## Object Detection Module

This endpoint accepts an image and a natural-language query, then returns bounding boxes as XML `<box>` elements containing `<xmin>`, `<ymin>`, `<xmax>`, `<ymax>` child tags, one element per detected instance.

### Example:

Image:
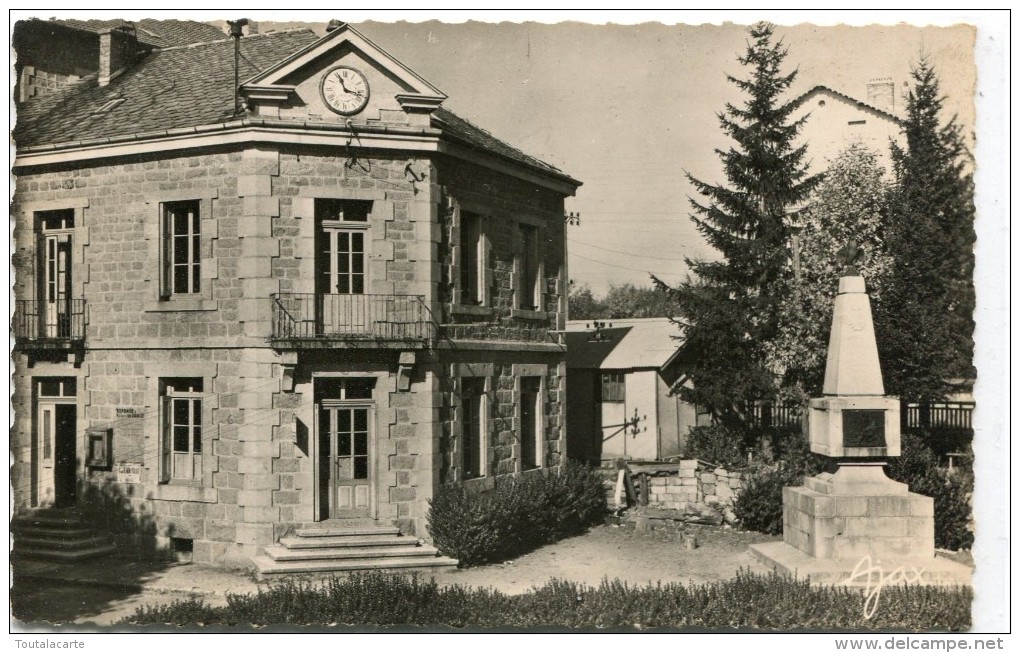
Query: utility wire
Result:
<box><xmin>571</xmin><ymin>238</ymin><xmax>690</xmax><ymax>261</ymax></box>
<box><xmin>570</xmin><ymin>251</ymin><xmax>685</xmax><ymax>275</ymax></box>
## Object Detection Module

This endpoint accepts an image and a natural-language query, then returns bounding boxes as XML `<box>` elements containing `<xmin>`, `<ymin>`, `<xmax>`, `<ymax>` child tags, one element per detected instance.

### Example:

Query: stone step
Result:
<box><xmin>278</xmin><ymin>534</ymin><xmax>409</xmax><ymax>549</ymax></box>
<box><xmin>294</xmin><ymin>526</ymin><xmax>401</xmax><ymax>538</ymax></box>
<box><xmin>265</xmin><ymin>544</ymin><xmax>441</xmax><ymax>562</ymax></box>
<box><xmin>13</xmin><ymin>543</ymin><xmax>118</xmax><ymax>562</ymax></box>
<box><xmin>13</xmin><ymin>514</ymin><xmax>86</xmax><ymax>528</ymax></box>
<box><xmin>15</xmin><ymin>535</ymin><xmax>113</xmax><ymax>550</ymax></box>
<box><xmin>252</xmin><ymin>554</ymin><xmax>459</xmax><ymax>576</ymax></box>
<box><xmin>13</xmin><ymin>526</ymin><xmax>94</xmax><ymax>539</ymax></box>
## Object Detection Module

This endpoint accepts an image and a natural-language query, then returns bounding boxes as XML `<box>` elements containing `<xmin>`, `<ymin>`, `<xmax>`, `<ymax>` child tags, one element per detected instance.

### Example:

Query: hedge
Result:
<box><xmin>118</xmin><ymin>569</ymin><xmax>971</xmax><ymax>630</ymax></box>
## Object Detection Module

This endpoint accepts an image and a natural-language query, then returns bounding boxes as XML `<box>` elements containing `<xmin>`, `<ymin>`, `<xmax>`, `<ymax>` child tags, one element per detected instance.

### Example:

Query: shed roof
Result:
<box><xmin>565</xmin><ymin>318</ymin><xmax>683</xmax><ymax>371</ymax></box>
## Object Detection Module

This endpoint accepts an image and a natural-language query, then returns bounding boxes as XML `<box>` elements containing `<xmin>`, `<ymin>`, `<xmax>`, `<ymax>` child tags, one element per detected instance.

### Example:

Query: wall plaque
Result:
<box><xmin>116</xmin><ymin>464</ymin><xmax>142</xmax><ymax>484</ymax></box>
<box><xmin>842</xmin><ymin>409</ymin><xmax>886</xmax><ymax>448</ymax></box>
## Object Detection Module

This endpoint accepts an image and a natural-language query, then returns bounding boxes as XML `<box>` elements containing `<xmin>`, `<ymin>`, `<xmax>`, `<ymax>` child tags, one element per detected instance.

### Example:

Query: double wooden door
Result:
<box><xmin>315</xmin><ymin>403</ymin><xmax>372</xmax><ymax>519</ymax></box>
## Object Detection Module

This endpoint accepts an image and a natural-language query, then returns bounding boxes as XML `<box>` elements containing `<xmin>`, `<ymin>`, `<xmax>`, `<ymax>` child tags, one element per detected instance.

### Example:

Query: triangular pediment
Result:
<box><xmin>240</xmin><ymin>23</ymin><xmax>446</xmax><ymax>121</ymax></box>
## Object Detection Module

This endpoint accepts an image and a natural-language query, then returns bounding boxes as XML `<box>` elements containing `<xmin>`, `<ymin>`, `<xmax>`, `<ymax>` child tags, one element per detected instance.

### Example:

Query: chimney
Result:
<box><xmin>98</xmin><ymin>24</ymin><xmax>138</xmax><ymax>87</ymax></box>
<box><xmin>247</xmin><ymin>21</ymin><xmax>259</xmax><ymax>35</ymax></box>
<box><xmin>866</xmin><ymin>77</ymin><xmax>895</xmax><ymax>114</ymax></box>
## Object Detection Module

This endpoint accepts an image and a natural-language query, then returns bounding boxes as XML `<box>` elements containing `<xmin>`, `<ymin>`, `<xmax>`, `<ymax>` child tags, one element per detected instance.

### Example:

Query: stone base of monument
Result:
<box><xmin>749</xmin><ymin>464</ymin><xmax>971</xmax><ymax>586</ymax></box>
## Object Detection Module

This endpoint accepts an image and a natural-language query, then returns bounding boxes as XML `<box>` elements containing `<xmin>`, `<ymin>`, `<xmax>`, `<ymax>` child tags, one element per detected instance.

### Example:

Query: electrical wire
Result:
<box><xmin>570</xmin><ymin>238</ymin><xmax>690</xmax><ymax>261</ymax></box>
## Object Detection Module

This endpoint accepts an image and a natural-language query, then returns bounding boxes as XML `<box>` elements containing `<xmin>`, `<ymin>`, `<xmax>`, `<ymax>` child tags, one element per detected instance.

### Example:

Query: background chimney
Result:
<box><xmin>98</xmin><ymin>24</ymin><xmax>138</xmax><ymax>87</ymax></box>
<box><xmin>866</xmin><ymin>77</ymin><xmax>895</xmax><ymax>114</ymax></box>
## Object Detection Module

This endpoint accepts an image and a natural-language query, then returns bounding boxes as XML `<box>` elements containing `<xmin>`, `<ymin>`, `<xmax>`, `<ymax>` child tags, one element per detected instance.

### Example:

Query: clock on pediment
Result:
<box><xmin>320</xmin><ymin>66</ymin><xmax>370</xmax><ymax>116</ymax></box>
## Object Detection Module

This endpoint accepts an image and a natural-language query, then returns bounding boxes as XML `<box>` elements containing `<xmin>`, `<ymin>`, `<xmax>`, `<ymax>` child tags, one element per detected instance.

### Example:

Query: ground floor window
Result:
<box><xmin>161</xmin><ymin>378</ymin><xmax>203</xmax><ymax>482</ymax></box>
<box><xmin>520</xmin><ymin>376</ymin><xmax>542</xmax><ymax>470</ymax></box>
<box><xmin>462</xmin><ymin>377</ymin><xmax>487</xmax><ymax>479</ymax></box>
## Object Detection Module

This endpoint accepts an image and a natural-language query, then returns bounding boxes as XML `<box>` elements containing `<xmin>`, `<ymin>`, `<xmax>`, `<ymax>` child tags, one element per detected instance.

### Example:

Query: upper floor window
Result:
<box><xmin>316</xmin><ymin>199</ymin><xmax>372</xmax><ymax>297</ymax></box>
<box><xmin>161</xmin><ymin>200</ymin><xmax>201</xmax><ymax>298</ymax></box>
<box><xmin>518</xmin><ymin>224</ymin><xmax>540</xmax><ymax>311</ymax></box>
<box><xmin>459</xmin><ymin>212</ymin><xmax>483</xmax><ymax>305</ymax></box>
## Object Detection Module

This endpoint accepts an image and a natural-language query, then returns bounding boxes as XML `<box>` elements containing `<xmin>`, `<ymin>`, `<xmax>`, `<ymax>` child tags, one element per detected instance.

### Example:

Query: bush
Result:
<box><xmin>888</xmin><ymin>433</ymin><xmax>974</xmax><ymax>551</ymax></box>
<box><xmin>426</xmin><ymin>461</ymin><xmax>607</xmax><ymax>566</ymax></box>
<box><xmin>684</xmin><ymin>424</ymin><xmax>748</xmax><ymax>468</ymax></box>
<box><xmin>732</xmin><ymin>463</ymin><xmax>799</xmax><ymax>535</ymax></box>
<box><xmin>118</xmin><ymin>569</ymin><xmax>972</xmax><ymax>630</ymax></box>
<box><xmin>733</xmin><ymin>435</ymin><xmax>829</xmax><ymax>535</ymax></box>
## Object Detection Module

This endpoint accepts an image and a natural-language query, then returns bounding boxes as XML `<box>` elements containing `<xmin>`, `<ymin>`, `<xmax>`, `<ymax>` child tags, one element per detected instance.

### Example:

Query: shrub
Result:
<box><xmin>888</xmin><ymin>433</ymin><xmax>974</xmax><ymax>551</ymax></box>
<box><xmin>119</xmin><ymin>569</ymin><xmax>972</xmax><ymax>630</ymax></box>
<box><xmin>426</xmin><ymin>461</ymin><xmax>606</xmax><ymax>566</ymax></box>
<box><xmin>733</xmin><ymin>436</ymin><xmax>828</xmax><ymax>535</ymax></box>
<box><xmin>732</xmin><ymin>463</ymin><xmax>799</xmax><ymax>535</ymax></box>
<box><xmin>684</xmin><ymin>424</ymin><xmax>747</xmax><ymax>468</ymax></box>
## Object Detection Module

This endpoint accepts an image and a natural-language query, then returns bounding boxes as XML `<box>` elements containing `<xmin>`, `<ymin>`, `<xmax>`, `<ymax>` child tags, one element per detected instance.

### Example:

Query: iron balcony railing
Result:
<box><xmin>14</xmin><ymin>299</ymin><xmax>86</xmax><ymax>344</ymax></box>
<box><xmin>271</xmin><ymin>293</ymin><xmax>434</xmax><ymax>342</ymax></box>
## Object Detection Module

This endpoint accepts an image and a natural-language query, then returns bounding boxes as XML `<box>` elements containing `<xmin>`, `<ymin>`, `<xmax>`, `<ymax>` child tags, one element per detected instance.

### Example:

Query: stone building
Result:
<box><xmin>12</xmin><ymin>20</ymin><xmax>580</xmax><ymax>569</ymax></box>
<box><xmin>790</xmin><ymin>81</ymin><xmax>904</xmax><ymax>175</ymax></box>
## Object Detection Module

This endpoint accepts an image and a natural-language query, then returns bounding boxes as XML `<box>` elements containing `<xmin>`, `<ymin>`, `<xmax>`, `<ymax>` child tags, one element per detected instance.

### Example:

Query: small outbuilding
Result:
<box><xmin>564</xmin><ymin>318</ymin><xmax>700</xmax><ymax>463</ymax></box>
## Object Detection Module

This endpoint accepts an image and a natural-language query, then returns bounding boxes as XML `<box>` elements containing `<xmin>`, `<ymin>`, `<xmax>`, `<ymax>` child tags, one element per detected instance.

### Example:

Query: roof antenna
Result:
<box><xmin>227</xmin><ymin>18</ymin><xmax>249</xmax><ymax>116</ymax></box>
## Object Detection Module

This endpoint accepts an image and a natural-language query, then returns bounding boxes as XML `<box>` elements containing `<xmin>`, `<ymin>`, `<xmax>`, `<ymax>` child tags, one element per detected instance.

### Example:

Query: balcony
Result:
<box><xmin>270</xmin><ymin>293</ymin><xmax>434</xmax><ymax>349</ymax></box>
<box><xmin>14</xmin><ymin>299</ymin><xmax>86</xmax><ymax>349</ymax></box>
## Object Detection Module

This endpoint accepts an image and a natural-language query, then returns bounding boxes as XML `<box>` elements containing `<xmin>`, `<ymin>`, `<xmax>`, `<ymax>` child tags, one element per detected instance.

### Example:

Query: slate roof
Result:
<box><xmin>791</xmin><ymin>85</ymin><xmax>903</xmax><ymax>124</ymax></box>
<box><xmin>14</xmin><ymin>30</ymin><xmax>322</xmax><ymax>148</ymax></box>
<box><xmin>431</xmin><ymin>106</ymin><xmax>565</xmax><ymax>176</ymax></box>
<box><xmin>565</xmin><ymin>318</ymin><xmax>684</xmax><ymax>370</ymax></box>
<box><xmin>49</xmin><ymin>18</ymin><xmax>228</xmax><ymax>50</ymax></box>
<box><xmin>13</xmin><ymin>27</ymin><xmax>578</xmax><ymax>186</ymax></box>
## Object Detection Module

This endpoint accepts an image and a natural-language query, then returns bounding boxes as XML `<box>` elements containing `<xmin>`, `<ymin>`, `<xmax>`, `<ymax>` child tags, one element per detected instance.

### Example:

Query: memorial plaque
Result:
<box><xmin>841</xmin><ymin>409</ymin><xmax>886</xmax><ymax>448</ymax></box>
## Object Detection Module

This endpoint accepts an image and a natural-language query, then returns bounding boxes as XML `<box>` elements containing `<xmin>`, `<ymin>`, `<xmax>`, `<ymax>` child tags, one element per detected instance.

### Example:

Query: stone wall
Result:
<box><xmin>437</xmin><ymin>353</ymin><xmax>567</xmax><ymax>484</ymax></box>
<box><xmin>436</xmin><ymin>157</ymin><xmax>566</xmax><ymax>334</ymax></box>
<box><xmin>617</xmin><ymin>461</ymin><xmax>748</xmax><ymax>525</ymax></box>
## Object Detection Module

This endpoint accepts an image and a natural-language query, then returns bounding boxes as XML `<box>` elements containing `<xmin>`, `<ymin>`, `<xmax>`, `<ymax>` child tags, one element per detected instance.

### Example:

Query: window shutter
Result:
<box><xmin>160</xmin><ymin>395</ymin><xmax>172</xmax><ymax>482</ymax></box>
<box><xmin>312</xmin><ymin>403</ymin><xmax>321</xmax><ymax>520</ymax></box>
<box><xmin>159</xmin><ymin>205</ymin><xmax>171</xmax><ymax>299</ymax></box>
<box><xmin>537</xmin><ymin>250</ymin><xmax>546</xmax><ymax>313</ymax></box>
<box><xmin>481</xmin><ymin>230</ymin><xmax>493</xmax><ymax>306</ymax></box>
<box><xmin>452</xmin><ymin>243</ymin><xmax>463</xmax><ymax>305</ymax></box>
<box><xmin>512</xmin><ymin>229</ymin><xmax>523</xmax><ymax>307</ymax></box>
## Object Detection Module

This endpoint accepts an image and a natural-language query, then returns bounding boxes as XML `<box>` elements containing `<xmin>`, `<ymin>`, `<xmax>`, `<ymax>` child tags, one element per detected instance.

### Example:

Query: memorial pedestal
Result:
<box><xmin>749</xmin><ymin>276</ymin><xmax>970</xmax><ymax>586</ymax></box>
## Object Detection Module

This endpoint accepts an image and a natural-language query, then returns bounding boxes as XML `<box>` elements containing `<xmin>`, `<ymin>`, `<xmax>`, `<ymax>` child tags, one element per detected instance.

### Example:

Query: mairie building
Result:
<box><xmin>12</xmin><ymin>19</ymin><xmax>580</xmax><ymax>571</ymax></box>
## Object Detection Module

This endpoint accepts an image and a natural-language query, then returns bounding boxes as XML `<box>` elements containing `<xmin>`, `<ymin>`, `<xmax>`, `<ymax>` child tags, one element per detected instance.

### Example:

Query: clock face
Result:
<box><xmin>321</xmin><ymin>66</ymin><xmax>370</xmax><ymax>116</ymax></box>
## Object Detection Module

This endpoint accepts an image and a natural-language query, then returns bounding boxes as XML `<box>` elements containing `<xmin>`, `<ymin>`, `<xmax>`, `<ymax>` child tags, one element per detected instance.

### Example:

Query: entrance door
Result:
<box><xmin>34</xmin><ymin>378</ymin><xmax>78</xmax><ymax>508</ymax></box>
<box><xmin>316</xmin><ymin>403</ymin><xmax>372</xmax><ymax>518</ymax></box>
<box><xmin>37</xmin><ymin>211</ymin><xmax>74</xmax><ymax>338</ymax></box>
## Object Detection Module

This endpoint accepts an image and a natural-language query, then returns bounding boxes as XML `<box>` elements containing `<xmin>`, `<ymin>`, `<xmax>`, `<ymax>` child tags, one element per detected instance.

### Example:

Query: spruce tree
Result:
<box><xmin>875</xmin><ymin>58</ymin><xmax>976</xmax><ymax>402</ymax></box>
<box><xmin>657</xmin><ymin>22</ymin><xmax>820</xmax><ymax>429</ymax></box>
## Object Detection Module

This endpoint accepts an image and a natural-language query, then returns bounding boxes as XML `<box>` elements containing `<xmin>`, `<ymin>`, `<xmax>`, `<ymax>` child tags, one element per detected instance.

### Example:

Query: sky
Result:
<box><xmin>228</xmin><ymin>12</ymin><xmax>980</xmax><ymax>295</ymax></box>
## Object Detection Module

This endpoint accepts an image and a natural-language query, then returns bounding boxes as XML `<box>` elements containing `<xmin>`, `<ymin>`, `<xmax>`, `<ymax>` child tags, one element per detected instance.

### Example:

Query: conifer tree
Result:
<box><xmin>657</xmin><ymin>22</ymin><xmax>820</xmax><ymax>428</ymax></box>
<box><xmin>875</xmin><ymin>58</ymin><xmax>976</xmax><ymax>402</ymax></box>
